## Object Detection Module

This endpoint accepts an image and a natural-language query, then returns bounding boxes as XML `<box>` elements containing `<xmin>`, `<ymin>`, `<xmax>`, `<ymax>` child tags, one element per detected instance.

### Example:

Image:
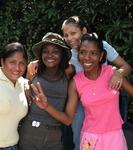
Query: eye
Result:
<box><xmin>20</xmin><ymin>62</ymin><xmax>26</xmax><ymax>67</ymax></box>
<box><xmin>79</xmin><ymin>50</ymin><xmax>86</xmax><ymax>56</ymax></box>
<box><xmin>42</xmin><ymin>49</ymin><xmax>48</xmax><ymax>54</ymax></box>
<box><xmin>90</xmin><ymin>51</ymin><xmax>98</xmax><ymax>56</ymax></box>
<box><xmin>71</xmin><ymin>32</ymin><xmax>76</xmax><ymax>36</ymax></box>
<box><xmin>9</xmin><ymin>61</ymin><xmax>16</xmax><ymax>64</ymax></box>
<box><xmin>52</xmin><ymin>50</ymin><xmax>60</xmax><ymax>55</ymax></box>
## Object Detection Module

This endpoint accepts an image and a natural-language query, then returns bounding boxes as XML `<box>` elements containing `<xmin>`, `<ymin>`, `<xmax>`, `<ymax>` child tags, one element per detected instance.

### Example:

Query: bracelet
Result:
<box><xmin>117</xmin><ymin>68</ymin><xmax>124</xmax><ymax>74</ymax></box>
<box><xmin>116</xmin><ymin>69</ymin><xmax>125</xmax><ymax>77</ymax></box>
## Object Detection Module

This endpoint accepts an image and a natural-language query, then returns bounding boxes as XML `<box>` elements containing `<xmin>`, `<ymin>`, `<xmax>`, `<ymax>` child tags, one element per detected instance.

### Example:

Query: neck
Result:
<box><xmin>84</xmin><ymin>65</ymin><xmax>101</xmax><ymax>80</ymax></box>
<box><xmin>43</xmin><ymin>68</ymin><xmax>62</xmax><ymax>80</ymax></box>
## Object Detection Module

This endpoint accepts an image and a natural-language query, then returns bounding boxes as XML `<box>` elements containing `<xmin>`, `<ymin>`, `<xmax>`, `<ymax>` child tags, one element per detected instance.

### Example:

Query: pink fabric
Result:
<box><xmin>74</xmin><ymin>65</ymin><xmax>123</xmax><ymax>133</ymax></box>
<box><xmin>80</xmin><ymin>129</ymin><xmax>127</xmax><ymax>150</ymax></box>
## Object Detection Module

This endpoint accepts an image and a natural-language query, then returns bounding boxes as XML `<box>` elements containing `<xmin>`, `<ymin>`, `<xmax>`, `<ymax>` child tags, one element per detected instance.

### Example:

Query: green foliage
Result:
<box><xmin>0</xmin><ymin>0</ymin><xmax>133</xmax><ymax>67</ymax></box>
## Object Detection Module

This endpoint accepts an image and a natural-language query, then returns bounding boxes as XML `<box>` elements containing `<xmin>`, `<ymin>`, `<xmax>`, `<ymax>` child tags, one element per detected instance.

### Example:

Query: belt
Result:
<box><xmin>31</xmin><ymin>120</ymin><xmax>60</xmax><ymax>130</ymax></box>
<box><xmin>43</xmin><ymin>124</ymin><xmax>60</xmax><ymax>130</ymax></box>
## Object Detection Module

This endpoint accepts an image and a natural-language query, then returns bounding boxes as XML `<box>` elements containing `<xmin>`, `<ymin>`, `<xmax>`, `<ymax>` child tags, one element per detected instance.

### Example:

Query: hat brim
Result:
<box><xmin>32</xmin><ymin>39</ymin><xmax>70</xmax><ymax>59</ymax></box>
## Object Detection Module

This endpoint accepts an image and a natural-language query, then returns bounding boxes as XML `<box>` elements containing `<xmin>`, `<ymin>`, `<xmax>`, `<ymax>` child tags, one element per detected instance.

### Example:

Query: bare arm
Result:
<box><xmin>111</xmin><ymin>55</ymin><xmax>132</xmax><ymax>76</ymax></box>
<box><xmin>109</xmin><ymin>56</ymin><xmax>132</xmax><ymax>90</ymax></box>
<box><xmin>31</xmin><ymin>80</ymin><xmax>78</xmax><ymax>126</ymax></box>
<box><xmin>65</xmin><ymin>64</ymin><xmax>75</xmax><ymax>80</ymax></box>
<box><xmin>122</xmin><ymin>78</ymin><xmax>133</xmax><ymax>96</ymax></box>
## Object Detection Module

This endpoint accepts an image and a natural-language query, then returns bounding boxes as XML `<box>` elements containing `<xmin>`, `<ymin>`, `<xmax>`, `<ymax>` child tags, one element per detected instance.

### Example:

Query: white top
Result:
<box><xmin>0</xmin><ymin>68</ymin><xmax>28</xmax><ymax>147</ymax></box>
<box><xmin>70</xmin><ymin>41</ymin><xmax>119</xmax><ymax>73</ymax></box>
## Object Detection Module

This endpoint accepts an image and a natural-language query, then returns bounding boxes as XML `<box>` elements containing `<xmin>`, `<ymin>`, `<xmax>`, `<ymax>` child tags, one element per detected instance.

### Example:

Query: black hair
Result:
<box><xmin>62</xmin><ymin>16</ymin><xmax>92</xmax><ymax>33</ymax></box>
<box><xmin>80</xmin><ymin>33</ymin><xmax>107</xmax><ymax>64</ymax></box>
<box><xmin>37</xmin><ymin>43</ymin><xmax>71</xmax><ymax>75</ymax></box>
<box><xmin>1</xmin><ymin>42</ymin><xmax>28</xmax><ymax>62</ymax></box>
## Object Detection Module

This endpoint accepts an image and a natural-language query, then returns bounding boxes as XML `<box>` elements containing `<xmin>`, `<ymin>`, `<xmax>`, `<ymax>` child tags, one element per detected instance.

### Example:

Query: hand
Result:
<box><xmin>109</xmin><ymin>69</ymin><xmax>123</xmax><ymax>90</ymax></box>
<box><xmin>31</xmin><ymin>82</ymin><xmax>48</xmax><ymax>109</ymax></box>
<box><xmin>26</xmin><ymin>60</ymin><xmax>38</xmax><ymax>79</ymax></box>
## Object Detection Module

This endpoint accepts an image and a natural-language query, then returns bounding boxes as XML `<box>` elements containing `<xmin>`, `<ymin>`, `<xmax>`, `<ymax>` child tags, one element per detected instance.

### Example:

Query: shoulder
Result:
<box><xmin>74</xmin><ymin>72</ymin><xmax>84</xmax><ymax>80</ymax></box>
<box><xmin>18</xmin><ymin>77</ymin><xmax>29</xmax><ymax>84</ymax></box>
<box><xmin>102</xmin><ymin>64</ymin><xmax>114</xmax><ymax>76</ymax></box>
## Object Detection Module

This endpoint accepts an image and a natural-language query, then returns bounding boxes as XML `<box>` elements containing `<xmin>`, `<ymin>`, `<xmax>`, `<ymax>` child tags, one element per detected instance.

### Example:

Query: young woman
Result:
<box><xmin>27</xmin><ymin>16</ymin><xmax>132</xmax><ymax>150</ymax></box>
<box><xmin>0</xmin><ymin>42</ymin><xmax>28</xmax><ymax>150</ymax></box>
<box><xmin>19</xmin><ymin>32</ymin><xmax>71</xmax><ymax>150</ymax></box>
<box><xmin>30</xmin><ymin>33</ymin><xmax>133</xmax><ymax>150</ymax></box>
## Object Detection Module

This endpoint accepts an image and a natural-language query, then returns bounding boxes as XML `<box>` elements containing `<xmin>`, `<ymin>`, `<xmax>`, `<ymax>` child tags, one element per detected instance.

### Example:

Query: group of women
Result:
<box><xmin>0</xmin><ymin>16</ymin><xmax>133</xmax><ymax>150</ymax></box>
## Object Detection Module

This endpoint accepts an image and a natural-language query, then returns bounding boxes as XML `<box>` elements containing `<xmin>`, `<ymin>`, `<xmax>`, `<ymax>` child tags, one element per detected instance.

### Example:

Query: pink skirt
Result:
<box><xmin>80</xmin><ymin>129</ymin><xmax>127</xmax><ymax>150</ymax></box>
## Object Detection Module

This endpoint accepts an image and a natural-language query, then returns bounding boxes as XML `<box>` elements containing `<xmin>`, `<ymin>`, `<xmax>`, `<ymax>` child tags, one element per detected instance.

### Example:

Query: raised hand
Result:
<box><xmin>31</xmin><ymin>82</ymin><xmax>48</xmax><ymax>109</ymax></box>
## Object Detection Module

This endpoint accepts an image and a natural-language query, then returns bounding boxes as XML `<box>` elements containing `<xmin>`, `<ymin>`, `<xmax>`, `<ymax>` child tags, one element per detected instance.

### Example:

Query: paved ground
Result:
<box><xmin>123</xmin><ymin>123</ymin><xmax>133</xmax><ymax>150</ymax></box>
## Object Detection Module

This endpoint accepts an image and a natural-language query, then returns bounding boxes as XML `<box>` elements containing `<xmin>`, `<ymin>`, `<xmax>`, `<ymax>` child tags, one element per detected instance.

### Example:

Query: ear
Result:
<box><xmin>82</xmin><ymin>27</ymin><xmax>87</xmax><ymax>34</ymax></box>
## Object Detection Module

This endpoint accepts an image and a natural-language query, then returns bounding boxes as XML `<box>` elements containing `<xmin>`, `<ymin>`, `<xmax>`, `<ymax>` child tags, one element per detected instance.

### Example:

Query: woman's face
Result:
<box><xmin>63</xmin><ymin>23</ymin><xmax>84</xmax><ymax>49</ymax></box>
<box><xmin>79</xmin><ymin>40</ymin><xmax>103</xmax><ymax>73</ymax></box>
<box><xmin>42</xmin><ymin>44</ymin><xmax>62</xmax><ymax>69</ymax></box>
<box><xmin>1</xmin><ymin>52</ymin><xmax>27</xmax><ymax>84</ymax></box>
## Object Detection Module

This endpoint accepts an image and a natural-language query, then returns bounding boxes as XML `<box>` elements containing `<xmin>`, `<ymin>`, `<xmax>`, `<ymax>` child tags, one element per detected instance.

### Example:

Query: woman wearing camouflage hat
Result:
<box><xmin>19</xmin><ymin>32</ymin><xmax>71</xmax><ymax>150</ymax></box>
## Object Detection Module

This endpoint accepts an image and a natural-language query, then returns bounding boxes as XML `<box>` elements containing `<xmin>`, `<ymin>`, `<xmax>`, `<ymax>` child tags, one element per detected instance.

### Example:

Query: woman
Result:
<box><xmin>0</xmin><ymin>42</ymin><xmax>28</xmax><ymax>150</ymax></box>
<box><xmin>30</xmin><ymin>33</ymin><xmax>133</xmax><ymax>150</ymax></box>
<box><xmin>19</xmin><ymin>32</ymin><xmax>71</xmax><ymax>150</ymax></box>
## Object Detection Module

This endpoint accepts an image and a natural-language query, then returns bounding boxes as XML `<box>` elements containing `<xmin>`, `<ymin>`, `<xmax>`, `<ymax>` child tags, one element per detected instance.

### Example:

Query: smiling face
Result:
<box><xmin>1</xmin><ymin>51</ymin><xmax>27</xmax><ymax>84</ymax></box>
<box><xmin>63</xmin><ymin>23</ymin><xmax>85</xmax><ymax>49</ymax></box>
<box><xmin>79</xmin><ymin>40</ymin><xmax>104</xmax><ymax>73</ymax></box>
<box><xmin>42</xmin><ymin>44</ymin><xmax>62</xmax><ymax>69</ymax></box>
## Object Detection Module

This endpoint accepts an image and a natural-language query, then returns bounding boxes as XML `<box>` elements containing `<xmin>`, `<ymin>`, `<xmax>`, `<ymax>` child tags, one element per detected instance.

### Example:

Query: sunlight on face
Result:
<box><xmin>2</xmin><ymin>52</ymin><xmax>27</xmax><ymax>84</ymax></box>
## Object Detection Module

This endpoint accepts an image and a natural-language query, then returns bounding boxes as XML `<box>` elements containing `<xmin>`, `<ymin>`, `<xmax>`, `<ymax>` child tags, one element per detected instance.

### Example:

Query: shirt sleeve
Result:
<box><xmin>102</xmin><ymin>41</ymin><xmax>119</xmax><ymax>62</ymax></box>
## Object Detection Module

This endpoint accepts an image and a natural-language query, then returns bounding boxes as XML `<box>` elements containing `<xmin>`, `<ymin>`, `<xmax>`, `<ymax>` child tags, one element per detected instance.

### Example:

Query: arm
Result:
<box><xmin>109</xmin><ymin>56</ymin><xmax>132</xmax><ymax>89</ymax></box>
<box><xmin>26</xmin><ymin>60</ymin><xmax>75</xmax><ymax>80</ymax></box>
<box><xmin>31</xmin><ymin>80</ymin><xmax>78</xmax><ymax>125</ymax></box>
<box><xmin>111</xmin><ymin>55</ymin><xmax>132</xmax><ymax>77</ymax></box>
<box><xmin>26</xmin><ymin>60</ymin><xmax>39</xmax><ymax>80</ymax></box>
<box><xmin>122</xmin><ymin>78</ymin><xmax>133</xmax><ymax>96</ymax></box>
<box><xmin>103</xmin><ymin>41</ymin><xmax>132</xmax><ymax>89</ymax></box>
<box><xmin>65</xmin><ymin>64</ymin><xmax>75</xmax><ymax>80</ymax></box>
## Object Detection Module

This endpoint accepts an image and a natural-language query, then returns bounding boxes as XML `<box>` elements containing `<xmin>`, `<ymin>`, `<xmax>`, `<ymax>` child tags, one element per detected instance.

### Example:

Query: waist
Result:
<box><xmin>0</xmin><ymin>144</ymin><xmax>17</xmax><ymax>149</ymax></box>
<box><xmin>25</xmin><ymin>119</ymin><xmax>61</xmax><ymax>130</ymax></box>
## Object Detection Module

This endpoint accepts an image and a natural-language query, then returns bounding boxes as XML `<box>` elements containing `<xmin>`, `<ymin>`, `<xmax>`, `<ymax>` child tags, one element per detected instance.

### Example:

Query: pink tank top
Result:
<box><xmin>74</xmin><ymin>65</ymin><xmax>123</xmax><ymax>133</ymax></box>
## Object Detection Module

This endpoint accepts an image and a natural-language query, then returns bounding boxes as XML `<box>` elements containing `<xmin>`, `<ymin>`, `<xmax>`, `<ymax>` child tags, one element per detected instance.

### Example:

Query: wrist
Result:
<box><xmin>117</xmin><ymin>68</ymin><xmax>124</xmax><ymax>76</ymax></box>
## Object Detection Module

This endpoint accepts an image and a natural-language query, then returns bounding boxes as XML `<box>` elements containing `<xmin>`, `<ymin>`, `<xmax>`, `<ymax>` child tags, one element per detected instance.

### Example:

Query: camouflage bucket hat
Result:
<box><xmin>32</xmin><ymin>32</ymin><xmax>71</xmax><ymax>59</ymax></box>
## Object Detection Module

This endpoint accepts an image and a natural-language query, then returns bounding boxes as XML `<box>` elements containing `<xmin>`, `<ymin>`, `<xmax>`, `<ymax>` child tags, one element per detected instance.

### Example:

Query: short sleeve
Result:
<box><xmin>102</xmin><ymin>41</ymin><xmax>119</xmax><ymax>62</ymax></box>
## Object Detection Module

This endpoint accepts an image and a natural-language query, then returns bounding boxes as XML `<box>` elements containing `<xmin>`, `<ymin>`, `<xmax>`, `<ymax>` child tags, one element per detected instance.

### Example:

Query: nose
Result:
<box><xmin>84</xmin><ymin>53</ymin><xmax>91</xmax><ymax>60</ymax></box>
<box><xmin>47</xmin><ymin>52</ymin><xmax>53</xmax><ymax>57</ymax></box>
<box><xmin>15</xmin><ymin>64</ymin><xmax>20</xmax><ymax>70</ymax></box>
<box><xmin>66</xmin><ymin>35</ymin><xmax>72</xmax><ymax>42</ymax></box>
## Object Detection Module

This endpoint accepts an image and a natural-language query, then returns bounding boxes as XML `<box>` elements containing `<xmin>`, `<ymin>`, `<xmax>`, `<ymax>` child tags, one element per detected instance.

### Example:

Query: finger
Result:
<box><xmin>116</xmin><ymin>79</ymin><xmax>123</xmax><ymax>90</ymax></box>
<box><xmin>109</xmin><ymin>80</ymin><xmax>118</xmax><ymax>90</ymax></box>
<box><xmin>36</xmin><ymin>82</ymin><xmax>44</xmax><ymax>94</ymax></box>
<box><xmin>112</xmin><ymin>80</ymin><xmax>121</xmax><ymax>90</ymax></box>
<box><xmin>31</xmin><ymin>83</ymin><xmax>40</xmax><ymax>95</ymax></box>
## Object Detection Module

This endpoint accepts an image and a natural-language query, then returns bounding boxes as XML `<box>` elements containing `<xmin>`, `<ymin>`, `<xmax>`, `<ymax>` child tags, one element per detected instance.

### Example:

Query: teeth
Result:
<box><xmin>47</xmin><ymin>60</ymin><xmax>54</xmax><ymax>62</ymax></box>
<box><xmin>84</xmin><ymin>63</ymin><xmax>92</xmax><ymax>66</ymax></box>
